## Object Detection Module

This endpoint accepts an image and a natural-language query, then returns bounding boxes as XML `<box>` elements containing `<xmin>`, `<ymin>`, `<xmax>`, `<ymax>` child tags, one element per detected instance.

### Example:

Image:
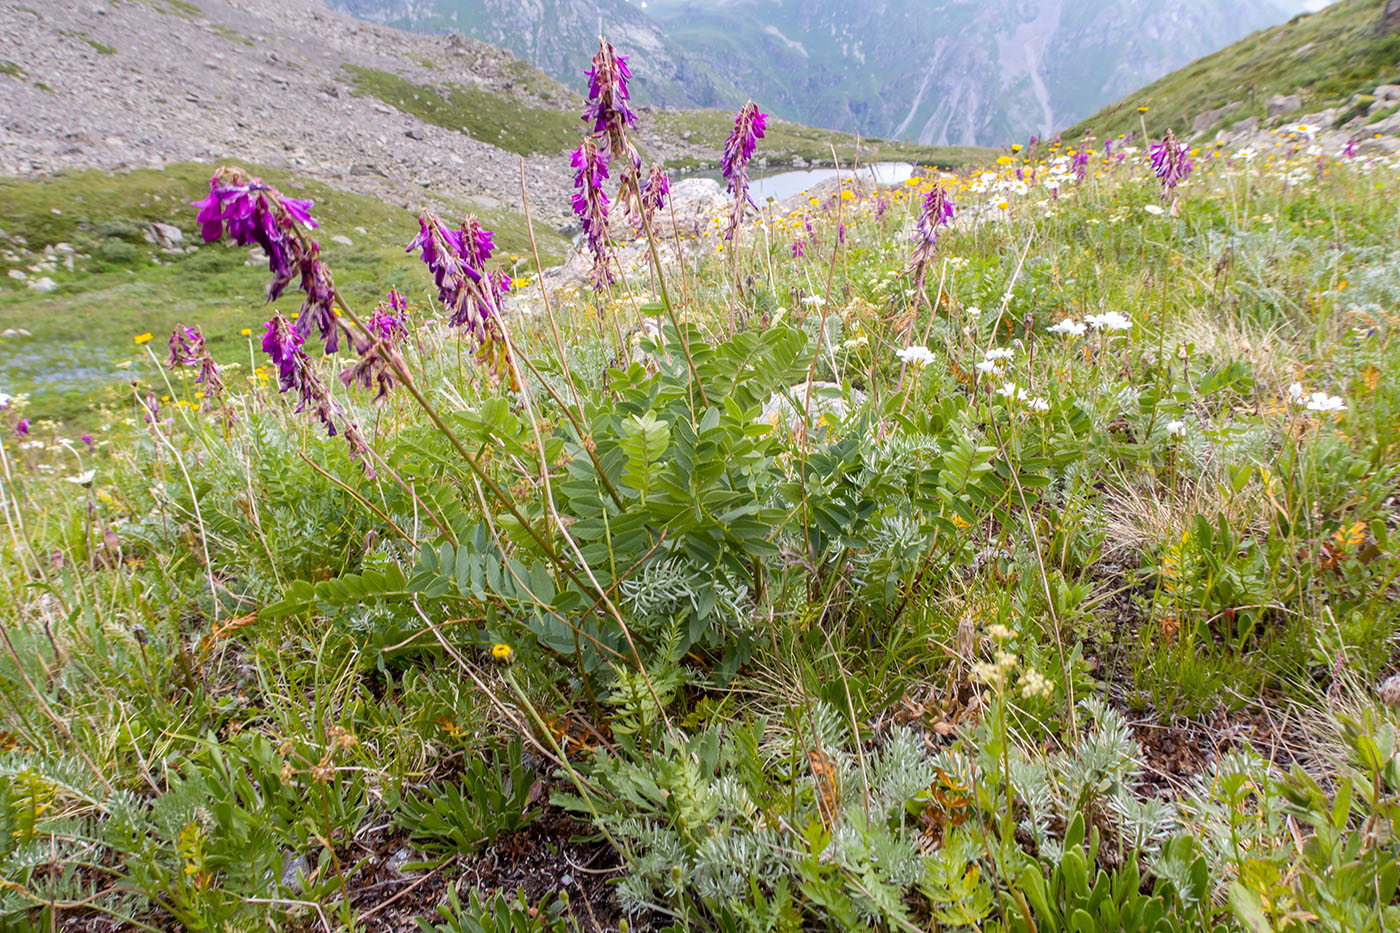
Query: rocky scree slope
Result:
<box><xmin>0</xmin><ymin>0</ymin><xmax>597</xmax><ymax>228</ymax></box>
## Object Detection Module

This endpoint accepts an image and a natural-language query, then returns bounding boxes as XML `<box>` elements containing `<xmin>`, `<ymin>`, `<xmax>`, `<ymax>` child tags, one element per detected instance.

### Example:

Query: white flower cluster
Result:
<box><xmin>896</xmin><ymin>344</ymin><xmax>935</xmax><ymax>367</ymax></box>
<box><xmin>1085</xmin><ymin>311</ymin><xmax>1132</xmax><ymax>332</ymax></box>
<box><xmin>1047</xmin><ymin>318</ymin><xmax>1087</xmax><ymax>337</ymax></box>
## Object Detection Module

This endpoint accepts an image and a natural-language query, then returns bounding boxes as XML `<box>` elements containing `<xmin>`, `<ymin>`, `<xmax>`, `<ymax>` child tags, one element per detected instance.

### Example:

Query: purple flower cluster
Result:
<box><xmin>406</xmin><ymin>213</ymin><xmax>513</xmax><ymax>379</ymax></box>
<box><xmin>584</xmin><ymin>39</ymin><xmax>639</xmax><ymax>170</ymax></box>
<box><xmin>1149</xmin><ymin>129</ymin><xmax>1194</xmax><ymax>196</ymax></box>
<box><xmin>367</xmin><ymin>288</ymin><xmax>409</xmax><ymax>345</ymax></box>
<box><xmin>192</xmin><ymin>167</ymin><xmax>341</xmax><ymax>353</ymax></box>
<box><xmin>165</xmin><ymin>324</ymin><xmax>225</xmax><ymax>398</ymax></box>
<box><xmin>1071</xmin><ymin>149</ymin><xmax>1090</xmax><ymax>181</ymax></box>
<box><xmin>639</xmin><ymin>164</ymin><xmax>671</xmax><ymax>227</ymax></box>
<box><xmin>571</xmin><ymin>137</ymin><xmax>614</xmax><ymax>291</ymax></box>
<box><xmin>261</xmin><ymin>312</ymin><xmax>376</xmax><ymax>473</ymax></box>
<box><xmin>907</xmin><ymin>182</ymin><xmax>954</xmax><ymax>296</ymax></box>
<box><xmin>721</xmin><ymin>101</ymin><xmax>768</xmax><ymax>240</ymax></box>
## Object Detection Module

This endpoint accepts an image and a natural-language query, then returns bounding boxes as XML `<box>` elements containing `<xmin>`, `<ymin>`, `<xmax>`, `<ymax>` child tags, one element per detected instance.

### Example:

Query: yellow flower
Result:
<box><xmin>1137</xmin><ymin>105</ymin><xmax>1149</xmax><ymax>112</ymax></box>
<box><xmin>134</xmin><ymin>333</ymin><xmax>153</xmax><ymax>345</ymax></box>
<box><xmin>839</xmin><ymin>189</ymin><xmax>854</xmax><ymax>202</ymax></box>
<box><xmin>491</xmin><ymin>643</ymin><xmax>513</xmax><ymax>662</ymax></box>
<box><xmin>996</xmin><ymin>155</ymin><xmax>1013</xmax><ymax>166</ymax></box>
<box><xmin>240</xmin><ymin>328</ymin><xmax>252</xmax><ymax>336</ymax></box>
<box><xmin>1011</xmin><ymin>144</ymin><xmax>1022</xmax><ymax>153</ymax></box>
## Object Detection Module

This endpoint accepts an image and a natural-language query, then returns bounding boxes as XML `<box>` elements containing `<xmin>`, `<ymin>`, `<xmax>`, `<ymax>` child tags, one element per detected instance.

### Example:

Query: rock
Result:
<box><xmin>330</xmin><ymin>234</ymin><xmax>354</xmax><ymax>246</ymax></box>
<box><xmin>1368</xmin><ymin>112</ymin><xmax>1400</xmax><ymax>136</ymax></box>
<box><xmin>1381</xmin><ymin>674</ymin><xmax>1400</xmax><ymax>709</ymax></box>
<box><xmin>1374</xmin><ymin>84</ymin><xmax>1400</xmax><ymax>102</ymax></box>
<box><xmin>349</xmin><ymin>163</ymin><xmax>386</xmax><ymax>177</ymax></box>
<box><xmin>1358</xmin><ymin>135</ymin><xmax>1400</xmax><ymax>155</ymax></box>
<box><xmin>1191</xmin><ymin>101</ymin><xmax>1241</xmax><ymax>135</ymax></box>
<box><xmin>1267</xmin><ymin>94</ymin><xmax>1302</xmax><ymax>119</ymax></box>
<box><xmin>143</xmin><ymin>222</ymin><xmax>184</xmax><ymax>248</ymax></box>
<box><xmin>6</xmin><ymin>269</ymin><xmax>26</xmax><ymax>281</ymax></box>
<box><xmin>279</xmin><ymin>853</ymin><xmax>309</xmax><ymax>892</ymax></box>
<box><xmin>29</xmin><ymin>277</ymin><xmax>57</xmax><ymax>292</ymax></box>
<box><xmin>760</xmin><ymin>381</ymin><xmax>867</xmax><ymax>438</ymax></box>
<box><xmin>405</xmin><ymin>129</ymin><xmax>423</xmax><ymax>140</ymax></box>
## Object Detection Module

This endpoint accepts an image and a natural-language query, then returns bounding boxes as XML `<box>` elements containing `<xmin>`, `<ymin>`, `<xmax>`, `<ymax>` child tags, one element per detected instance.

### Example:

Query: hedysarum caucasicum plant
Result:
<box><xmin>406</xmin><ymin>212</ymin><xmax>515</xmax><ymax>383</ymax></box>
<box><xmin>165</xmin><ymin>324</ymin><xmax>225</xmax><ymax>401</ymax></box>
<box><xmin>192</xmin><ymin>166</ymin><xmax>340</xmax><ymax>353</ymax></box>
<box><xmin>1149</xmin><ymin>129</ymin><xmax>1194</xmax><ymax>198</ymax></box>
<box><xmin>906</xmin><ymin>182</ymin><xmax>954</xmax><ymax>299</ymax></box>
<box><xmin>584</xmin><ymin>38</ymin><xmax>640</xmax><ymax>173</ymax></box>
<box><xmin>570</xmin><ymin>137</ymin><xmax>614</xmax><ymax>291</ymax></box>
<box><xmin>721</xmin><ymin>101</ymin><xmax>767</xmax><ymax>240</ymax></box>
<box><xmin>261</xmin><ymin>311</ymin><xmax>375</xmax><ymax>474</ymax></box>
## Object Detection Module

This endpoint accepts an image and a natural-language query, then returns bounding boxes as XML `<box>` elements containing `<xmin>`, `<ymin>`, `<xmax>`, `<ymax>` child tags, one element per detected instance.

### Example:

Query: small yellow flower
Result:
<box><xmin>839</xmin><ymin>189</ymin><xmax>854</xmax><ymax>202</ymax></box>
<box><xmin>996</xmin><ymin>155</ymin><xmax>1013</xmax><ymax>166</ymax></box>
<box><xmin>1010</xmin><ymin>144</ymin><xmax>1022</xmax><ymax>153</ymax></box>
<box><xmin>491</xmin><ymin>643</ymin><xmax>513</xmax><ymax>662</ymax></box>
<box><xmin>134</xmin><ymin>333</ymin><xmax>153</xmax><ymax>345</ymax></box>
<box><xmin>240</xmin><ymin>328</ymin><xmax>252</xmax><ymax>336</ymax></box>
<box><xmin>1137</xmin><ymin>105</ymin><xmax>1149</xmax><ymax>113</ymax></box>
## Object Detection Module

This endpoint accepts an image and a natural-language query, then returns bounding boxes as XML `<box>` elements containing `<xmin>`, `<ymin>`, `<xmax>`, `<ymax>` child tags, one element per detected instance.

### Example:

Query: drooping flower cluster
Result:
<box><xmin>261</xmin><ymin>312</ymin><xmax>375</xmax><ymax>473</ymax></box>
<box><xmin>367</xmin><ymin>288</ymin><xmax>409</xmax><ymax>345</ymax></box>
<box><xmin>583</xmin><ymin>39</ymin><xmax>639</xmax><ymax>171</ymax></box>
<box><xmin>721</xmin><ymin>101</ymin><xmax>768</xmax><ymax>240</ymax></box>
<box><xmin>406</xmin><ymin>213</ymin><xmax>514</xmax><ymax>381</ymax></box>
<box><xmin>165</xmin><ymin>324</ymin><xmax>225</xmax><ymax>398</ymax></box>
<box><xmin>342</xmin><ymin>288</ymin><xmax>411</xmax><ymax>406</ymax></box>
<box><xmin>1149</xmin><ymin>129</ymin><xmax>1194</xmax><ymax>197</ymax></box>
<box><xmin>192</xmin><ymin>167</ymin><xmax>340</xmax><ymax>353</ymax></box>
<box><xmin>571</xmin><ymin>138</ymin><xmax>614</xmax><ymax>290</ymax></box>
<box><xmin>906</xmin><ymin>181</ymin><xmax>954</xmax><ymax>296</ymax></box>
<box><xmin>638</xmin><ymin>164</ymin><xmax>671</xmax><ymax>228</ymax></box>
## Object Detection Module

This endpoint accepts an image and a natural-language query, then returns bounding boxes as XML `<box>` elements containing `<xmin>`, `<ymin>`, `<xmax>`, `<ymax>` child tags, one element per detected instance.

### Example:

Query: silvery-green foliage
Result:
<box><xmin>620</xmin><ymin>558</ymin><xmax>749</xmax><ymax>632</ymax></box>
<box><xmin>871</xmin><ymin>727</ymin><xmax>938</xmax><ymax>816</ymax></box>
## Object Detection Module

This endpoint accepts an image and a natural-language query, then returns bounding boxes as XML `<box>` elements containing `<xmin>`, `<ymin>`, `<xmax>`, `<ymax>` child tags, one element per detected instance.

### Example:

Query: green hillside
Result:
<box><xmin>1066</xmin><ymin>0</ymin><xmax>1400</xmax><ymax>140</ymax></box>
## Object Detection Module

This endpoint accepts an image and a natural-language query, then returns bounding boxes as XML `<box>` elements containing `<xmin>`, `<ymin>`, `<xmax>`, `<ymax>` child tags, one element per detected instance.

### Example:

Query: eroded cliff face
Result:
<box><xmin>329</xmin><ymin>0</ymin><xmax>1299</xmax><ymax>146</ymax></box>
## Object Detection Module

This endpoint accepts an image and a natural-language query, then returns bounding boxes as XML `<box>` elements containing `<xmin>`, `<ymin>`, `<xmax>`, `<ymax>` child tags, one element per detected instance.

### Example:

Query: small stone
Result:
<box><xmin>1380</xmin><ymin>674</ymin><xmax>1400</xmax><ymax>708</ymax></box>
<box><xmin>29</xmin><ymin>276</ymin><xmax>57</xmax><ymax>293</ymax></box>
<box><xmin>405</xmin><ymin>129</ymin><xmax>423</xmax><ymax>140</ymax></box>
<box><xmin>1267</xmin><ymin>94</ymin><xmax>1302</xmax><ymax>119</ymax></box>
<box><xmin>330</xmin><ymin>235</ymin><xmax>353</xmax><ymax>246</ymax></box>
<box><xmin>7</xmin><ymin>269</ymin><xmax>26</xmax><ymax>281</ymax></box>
<box><xmin>1374</xmin><ymin>85</ymin><xmax>1400</xmax><ymax>102</ymax></box>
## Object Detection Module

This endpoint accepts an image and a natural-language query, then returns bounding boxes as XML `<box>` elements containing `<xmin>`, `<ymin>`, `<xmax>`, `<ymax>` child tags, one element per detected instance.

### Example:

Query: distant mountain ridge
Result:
<box><xmin>326</xmin><ymin>0</ymin><xmax>1312</xmax><ymax>145</ymax></box>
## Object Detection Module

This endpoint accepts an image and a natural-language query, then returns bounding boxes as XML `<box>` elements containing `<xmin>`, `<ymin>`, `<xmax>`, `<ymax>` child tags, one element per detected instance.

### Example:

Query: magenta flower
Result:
<box><xmin>192</xmin><ymin>167</ymin><xmax>341</xmax><ymax>354</ymax></box>
<box><xmin>80</xmin><ymin>433</ymin><xmax>94</xmax><ymax>450</ymax></box>
<box><xmin>907</xmin><ymin>182</ymin><xmax>954</xmax><ymax>297</ymax></box>
<box><xmin>584</xmin><ymin>39</ymin><xmax>639</xmax><ymax>170</ymax></box>
<box><xmin>1343</xmin><ymin>138</ymin><xmax>1358</xmax><ymax>159</ymax></box>
<box><xmin>368</xmin><ymin>289</ymin><xmax>409</xmax><ymax>344</ymax></box>
<box><xmin>165</xmin><ymin>324</ymin><xmax>224</xmax><ymax>398</ymax></box>
<box><xmin>1071</xmin><ymin>149</ymin><xmax>1089</xmax><ymax>180</ymax></box>
<box><xmin>406</xmin><ymin>212</ymin><xmax>513</xmax><ymax>381</ymax></box>
<box><xmin>721</xmin><ymin>101</ymin><xmax>767</xmax><ymax>240</ymax></box>
<box><xmin>790</xmin><ymin>239</ymin><xmax>805</xmax><ymax>258</ymax></box>
<box><xmin>639</xmin><ymin>164</ymin><xmax>670</xmax><ymax>227</ymax></box>
<box><xmin>15</xmin><ymin>418</ymin><xmax>29</xmax><ymax>438</ymax></box>
<box><xmin>1149</xmin><ymin>129</ymin><xmax>1193</xmax><ymax>196</ymax></box>
<box><xmin>571</xmin><ymin>137</ymin><xmax>614</xmax><ymax>290</ymax></box>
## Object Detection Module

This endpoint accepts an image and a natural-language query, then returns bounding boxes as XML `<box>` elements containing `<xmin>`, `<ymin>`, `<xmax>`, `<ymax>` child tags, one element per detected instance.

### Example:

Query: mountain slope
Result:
<box><xmin>328</xmin><ymin>0</ymin><xmax>1305</xmax><ymax>146</ymax></box>
<box><xmin>1065</xmin><ymin>0</ymin><xmax>1400</xmax><ymax>141</ymax></box>
<box><xmin>324</xmin><ymin>0</ymin><xmax>736</xmax><ymax>108</ymax></box>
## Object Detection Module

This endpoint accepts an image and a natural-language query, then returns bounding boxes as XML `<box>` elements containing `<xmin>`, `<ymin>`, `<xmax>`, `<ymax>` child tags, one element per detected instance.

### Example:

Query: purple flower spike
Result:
<box><xmin>571</xmin><ymin>137</ymin><xmax>613</xmax><ymax>290</ymax></box>
<box><xmin>16</xmin><ymin>418</ymin><xmax>29</xmax><ymax>438</ymax></box>
<box><xmin>166</xmin><ymin>324</ymin><xmax>224</xmax><ymax>400</ymax></box>
<box><xmin>906</xmin><ymin>182</ymin><xmax>954</xmax><ymax>297</ymax></box>
<box><xmin>1149</xmin><ymin>129</ymin><xmax>1194</xmax><ymax>196</ymax></box>
<box><xmin>191</xmin><ymin>167</ymin><xmax>342</xmax><ymax>354</ymax></box>
<box><xmin>721</xmin><ymin>101</ymin><xmax>767</xmax><ymax>240</ymax></box>
<box><xmin>639</xmin><ymin>165</ymin><xmax>670</xmax><ymax>226</ymax></box>
<box><xmin>405</xmin><ymin>212</ymin><xmax>513</xmax><ymax>383</ymax></box>
<box><xmin>1071</xmin><ymin>149</ymin><xmax>1089</xmax><ymax>181</ymax></box>
<box><xmin>584</xmin><ymin>39</ymin><xmax>639</xmax><ymax>169</ymax></box>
